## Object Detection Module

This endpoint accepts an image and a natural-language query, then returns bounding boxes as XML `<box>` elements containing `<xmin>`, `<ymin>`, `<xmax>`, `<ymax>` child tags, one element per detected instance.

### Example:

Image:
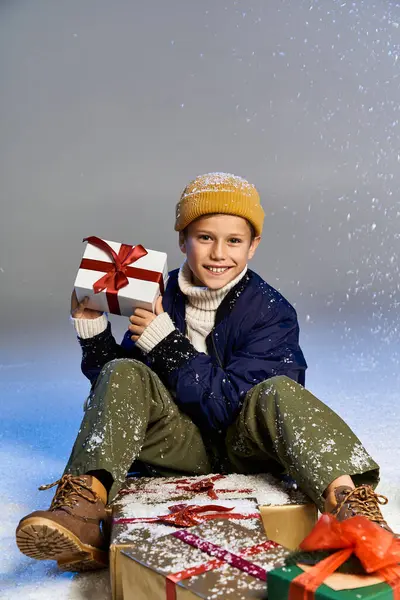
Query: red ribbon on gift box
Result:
<box><xmin>118</xmin><ymin>473</ymin><xmax>253</xmax><ymax>500</ymax></box>
<box><xmin>172</xmin><ymin>474</ymin><xmax>226</xmax><ymax>500</ymax></box>
<box><xmin>113</xmin><ymin>503</ymin><xmax>261</xmax><ymax>527</ymax></box>
<box><xmin>288</xmin><ymin>513</ymin><xmax>400</xmax><ymax>600</ymax></box>
<box><xmin>80</xmin><ymin>236</ymin><xmax>165</xmax><ymax>315</ymax></box>
<box><xmin>165</xmin><ymin>532</ymin><xmax>279</xmax><ymax>600</ymax></box>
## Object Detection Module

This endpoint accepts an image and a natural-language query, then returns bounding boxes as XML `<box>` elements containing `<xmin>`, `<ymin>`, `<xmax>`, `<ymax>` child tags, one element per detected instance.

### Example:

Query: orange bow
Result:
<box><xmin>289</xmin><ymin>514</ymin><xmax>400</xmax><ymax>600</ymax></box>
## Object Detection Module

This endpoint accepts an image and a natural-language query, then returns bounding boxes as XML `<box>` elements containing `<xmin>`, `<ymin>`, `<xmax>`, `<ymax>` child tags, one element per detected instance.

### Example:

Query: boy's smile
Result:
<box><xmin>179</xmin><ymin>214</ymin><xmax>261</xmax><ymax>290</ymax></box>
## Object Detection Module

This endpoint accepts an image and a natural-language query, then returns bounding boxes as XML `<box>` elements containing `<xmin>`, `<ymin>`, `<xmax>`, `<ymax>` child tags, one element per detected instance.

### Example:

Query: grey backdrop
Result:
<box><xmin>2</xmin><ymin>6</ymin><xmax>400</xmax><ymax>592</ymax></box>
<box><xmin>1</xmin><ymin>0</ymin><xmax>399</xmax><ymax>383</ymax></box>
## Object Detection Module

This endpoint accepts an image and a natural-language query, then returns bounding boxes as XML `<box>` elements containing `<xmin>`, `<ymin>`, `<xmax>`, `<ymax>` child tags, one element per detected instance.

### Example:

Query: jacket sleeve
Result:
<box><xmin>79</xmin><ymin>323</ymin><xmax>144</xmax><ymax>385</ymax></box>
<box><xmin>146</xmin><ymin>304</ymin><xmax>307</xmax><ymax>432</ymax></box>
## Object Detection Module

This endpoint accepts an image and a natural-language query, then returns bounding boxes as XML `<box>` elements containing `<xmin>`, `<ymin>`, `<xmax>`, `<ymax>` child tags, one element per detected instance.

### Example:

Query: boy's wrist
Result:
<box><xmin>71</xmin><ymin>313</ymin><xmax>108</xmax><ymax>339</ymax></box>
<box><xmin>148</xmin><ymin>329</ymin><xmax>198</xmax><ymax>379</ymax></box>
<box><xmin>135</xmin><ymin>312</ymin><xmax>176</xmax><ymax>353</ymax></box>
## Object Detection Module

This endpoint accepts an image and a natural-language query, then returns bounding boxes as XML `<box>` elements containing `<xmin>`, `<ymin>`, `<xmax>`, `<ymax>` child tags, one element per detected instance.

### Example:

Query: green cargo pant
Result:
<box><xmin>65</xmin><ymin>359</ymin><xmax>379</xmax><ymax>510</ymax></box>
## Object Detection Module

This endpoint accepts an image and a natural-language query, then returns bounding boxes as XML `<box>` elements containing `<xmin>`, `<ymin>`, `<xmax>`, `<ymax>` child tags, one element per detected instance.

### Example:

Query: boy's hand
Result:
<box><xmin>71</xmin><ymin>290</ymin><xmax>103</xmax><ymax>319</ymax></box>
<box><xmin>129</xmin><ymin>297</ymin><xmax>164</xmax><ymax>342</ymax></box>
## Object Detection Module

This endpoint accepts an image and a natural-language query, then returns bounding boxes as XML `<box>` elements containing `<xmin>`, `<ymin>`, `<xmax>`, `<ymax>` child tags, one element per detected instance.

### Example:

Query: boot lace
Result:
<box><xmin>337</xmin><ymin>485</ymin><xmax>389</xmax><ymax>525</ymax></box>
<box><xmin>39</xmin><ymin>474</ymin><xmax>100</xmax><ymax>510</ymax></box>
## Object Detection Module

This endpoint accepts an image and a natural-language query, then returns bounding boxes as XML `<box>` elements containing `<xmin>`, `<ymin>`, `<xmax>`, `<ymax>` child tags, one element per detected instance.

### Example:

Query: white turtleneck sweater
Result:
<box><xmin>72</xmin><ymin>261</ymin><xmax>247</xmax><ymax>354</ymax></box>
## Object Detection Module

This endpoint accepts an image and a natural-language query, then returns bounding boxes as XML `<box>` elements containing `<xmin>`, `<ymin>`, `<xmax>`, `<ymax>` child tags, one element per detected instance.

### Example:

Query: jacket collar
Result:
<box><xmin>168</xmin><ymin>269</ymin><xmax>253</xmax><ymax>332</ymax></box>
<box><xmin>214</xmin><ymin>270</ymin><xmax>252</xmax><ymax>327</ymax></box>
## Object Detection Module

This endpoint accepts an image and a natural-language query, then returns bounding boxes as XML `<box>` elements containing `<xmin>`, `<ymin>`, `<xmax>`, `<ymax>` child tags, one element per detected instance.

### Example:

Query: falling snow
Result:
<box><xmin>3</xmin><ymin>0</ymin><xmax>400</xmax><ymax>598</ymax></box>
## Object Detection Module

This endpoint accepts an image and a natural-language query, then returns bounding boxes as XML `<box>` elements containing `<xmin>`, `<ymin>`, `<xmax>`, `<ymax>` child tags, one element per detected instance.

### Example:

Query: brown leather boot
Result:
<box><xmin>15</xmin><ymin>474</ymin><xmax>110</xmax><ymax>571</ymax></box>
<box><xmin>324</xmin><ymin>484</ymin><xmax>393</xmax><ymax>533</ymax></box>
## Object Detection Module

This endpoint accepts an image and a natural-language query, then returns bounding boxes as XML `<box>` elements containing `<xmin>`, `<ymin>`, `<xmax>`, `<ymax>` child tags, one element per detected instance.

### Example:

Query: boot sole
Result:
<box><xmin>16</xmin><ymin>517</ymin><xmax>108</xmax><ymax>572</ymax></box>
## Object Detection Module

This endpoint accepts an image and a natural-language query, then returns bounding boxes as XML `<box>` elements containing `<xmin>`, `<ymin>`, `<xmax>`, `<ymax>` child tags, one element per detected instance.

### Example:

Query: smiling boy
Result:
<box><xmin>16</xmin><ymin>173</ymin><xmax>391</xmax><ymax>571</ymax></box>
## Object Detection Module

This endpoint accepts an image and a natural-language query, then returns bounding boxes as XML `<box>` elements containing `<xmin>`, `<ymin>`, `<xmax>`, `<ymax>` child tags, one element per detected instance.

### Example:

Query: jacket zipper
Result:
<box><xmin>211</xmin><ymin>329</ymin><xmax>223</xmax><ymax>369</ymax></box>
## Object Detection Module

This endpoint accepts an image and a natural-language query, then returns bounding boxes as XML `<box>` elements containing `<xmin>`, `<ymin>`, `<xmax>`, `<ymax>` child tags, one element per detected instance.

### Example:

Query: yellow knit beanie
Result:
<box><xmin>175</xmin><ymin>172</ymin><xmax>265</xmax><ymax>237</ymax></box>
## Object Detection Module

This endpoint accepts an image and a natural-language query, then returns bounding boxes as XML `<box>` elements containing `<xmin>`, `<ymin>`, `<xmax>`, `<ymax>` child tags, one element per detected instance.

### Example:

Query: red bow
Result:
<box><xmin>113</xmin><ymin>502</ymin><xmax>260</xmax><ymax>528</ymax></box>
<box><xmin>80</xmin><ymin>236</ymin><xmax>165</xmax><ymax>315</ymax></box>
<box><xmin>288</xmin><ymin>514</ymin><xmax>400</xmax><ymax>599</ymax></box>
<box><xmin>83</xmin><ymin>236</ymin><xmax>148</xmax><ymax>294</ymax></box>
<box><xmin>173</xmin><ymin>475</ymin><xmax>225</xmax><ymax>500</ymax></box>
<box><xmin>156</xmin><ymin>503</ymin><xmax>234</xmax><ymax>527</ymax></box>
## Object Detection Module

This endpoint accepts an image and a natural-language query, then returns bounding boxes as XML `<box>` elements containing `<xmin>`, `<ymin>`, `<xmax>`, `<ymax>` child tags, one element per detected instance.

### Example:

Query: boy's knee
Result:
<box><xmin>256</xmin><ymin>375</ymin><xmax>292</xmax><ymax>393</ymax></box>
<box><xmin>100</xmin><ymin>358</ymin><xmax>146</xmax><ymax>379</ymax></box>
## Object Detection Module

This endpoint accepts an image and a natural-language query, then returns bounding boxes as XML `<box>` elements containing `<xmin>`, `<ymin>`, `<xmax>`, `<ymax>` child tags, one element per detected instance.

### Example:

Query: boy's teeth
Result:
<box><xmin>206</xmin><ymin>267</ymin><xmax>229</xmax><ymax>273</ymax></box>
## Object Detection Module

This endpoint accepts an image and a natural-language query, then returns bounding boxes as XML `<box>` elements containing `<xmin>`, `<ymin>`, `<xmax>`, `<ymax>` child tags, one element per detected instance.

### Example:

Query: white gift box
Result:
<box><xmin>74</xmin><ymin>237</ymin><xmax>168</xmax><ymax>317</ymax></box>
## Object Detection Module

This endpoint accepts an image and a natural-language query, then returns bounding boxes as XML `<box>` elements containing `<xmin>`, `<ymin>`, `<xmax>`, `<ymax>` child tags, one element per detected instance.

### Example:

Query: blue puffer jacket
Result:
<box><xmin>79</xmin><ymin>269</ymin><xmax>307</xmax><ymax>434</ymax></box>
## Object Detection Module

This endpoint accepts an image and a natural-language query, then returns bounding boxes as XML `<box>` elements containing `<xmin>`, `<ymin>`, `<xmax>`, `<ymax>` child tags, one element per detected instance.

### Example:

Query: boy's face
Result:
<box><xmin>179</xmin><ymin>214</ymin><xmax>261</xmax><ymax>289</ymax></box>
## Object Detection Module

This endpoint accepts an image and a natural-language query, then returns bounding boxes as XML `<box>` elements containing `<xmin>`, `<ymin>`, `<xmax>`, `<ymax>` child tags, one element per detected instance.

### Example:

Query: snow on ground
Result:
<box><xmin>0</xmin><ymin>347</ymin><xmax>112</xmax><ymax>600</ymax></box>
<box><xmin>1</xmin><ymin>327</ymin><xmax>400</xmax><ymax>599</ymax></box>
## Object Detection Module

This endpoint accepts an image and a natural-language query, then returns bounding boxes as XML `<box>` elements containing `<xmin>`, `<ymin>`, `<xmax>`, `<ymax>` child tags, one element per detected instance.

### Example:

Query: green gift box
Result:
<box><xmin>266</xmin><ymin>512</ymin><xmax>400</xmax><ymax>600</ymax></box>
<box><xmin>268</xmin><ymin>562</ymin><xmax>393</xmax><ymax>599</ymax></box>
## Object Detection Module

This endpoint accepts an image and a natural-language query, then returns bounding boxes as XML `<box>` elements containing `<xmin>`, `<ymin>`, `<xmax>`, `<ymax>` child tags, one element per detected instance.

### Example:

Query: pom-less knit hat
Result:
<box><xmin>174</xmin><ymin>172</ymin><xmax>265</xmax><ymax>237</ymax></box>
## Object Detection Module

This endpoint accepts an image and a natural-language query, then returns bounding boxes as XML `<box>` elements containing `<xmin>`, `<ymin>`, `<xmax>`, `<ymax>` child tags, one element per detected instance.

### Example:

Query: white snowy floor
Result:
<box><xmin>1</xmin><ymin>326</ymin><xmax>400</xmax><ymax>599</ymax></box>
